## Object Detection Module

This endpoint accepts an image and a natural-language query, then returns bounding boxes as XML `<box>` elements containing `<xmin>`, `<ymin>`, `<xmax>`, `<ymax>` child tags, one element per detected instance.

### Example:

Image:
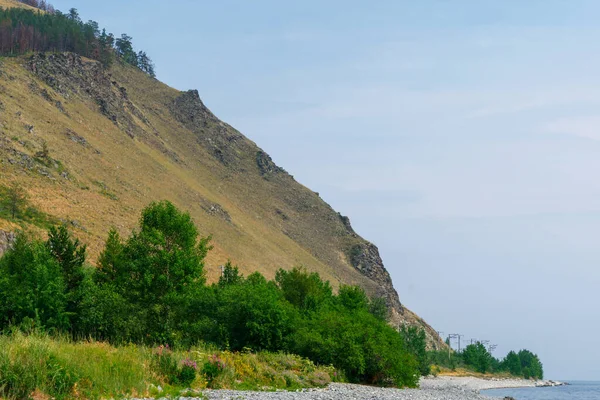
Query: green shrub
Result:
<box><xmin>178</xmin><ymin>359</ymin><xmax>197</xmax><ymax>387</ymax></box>
<box><xmin>203</xmin><ymin>355</ymin><xmax>226</xmax><ymax>386</ymax></box>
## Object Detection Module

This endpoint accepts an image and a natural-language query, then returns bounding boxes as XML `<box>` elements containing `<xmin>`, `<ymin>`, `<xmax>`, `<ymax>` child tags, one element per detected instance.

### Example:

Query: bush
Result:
<box><xmin>178</xmin><ymin>359</ymin><xmax>197</xmax><ymax>387</ymax></box>
<box><xmin>202</xmin><ymin>355</ymin><xmax>226</xmax><ymax>386</ymax></box>
<box><xmin>291</xmin><ymin>307</ymin><xmax>418</xmax><ymax>387</ymax></box>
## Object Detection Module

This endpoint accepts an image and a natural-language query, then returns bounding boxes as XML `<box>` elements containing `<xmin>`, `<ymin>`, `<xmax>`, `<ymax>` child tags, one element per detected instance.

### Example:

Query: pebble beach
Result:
<box><xmin>186</xmin><ymin>376</ymin><xmax>557</xmax><ymax>400</ymax></box>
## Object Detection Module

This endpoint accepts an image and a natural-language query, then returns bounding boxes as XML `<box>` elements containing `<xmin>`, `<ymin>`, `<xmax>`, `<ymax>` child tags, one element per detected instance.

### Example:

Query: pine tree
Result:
<box><xmin>67</xmin><ymin>8</ymin><xmax>80</xmax><ymax>23</ymax></box>
<box><xmin>115</xmin><ymin>33</ymin><xmax>137</xmax><ymax>66</ymax></box>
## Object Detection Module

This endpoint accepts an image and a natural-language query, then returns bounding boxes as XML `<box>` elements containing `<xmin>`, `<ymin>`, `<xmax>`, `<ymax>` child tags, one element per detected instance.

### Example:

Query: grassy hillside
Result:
<box><xmin>0</xmin><ymin>0</ymin><xmax>36</xmax><ymax>9</ymax></box>
<box><xmin>0</xmin><ymin>49</ymin><xmax>444</xmax><ymax>348</ymax></box>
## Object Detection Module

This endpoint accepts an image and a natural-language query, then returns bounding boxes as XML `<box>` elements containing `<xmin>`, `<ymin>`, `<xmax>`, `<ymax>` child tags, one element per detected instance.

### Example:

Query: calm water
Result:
<box><xmin>483</xmin><ymin>381</ymin><xmax>600</xmax><ymax>400</ymax></box>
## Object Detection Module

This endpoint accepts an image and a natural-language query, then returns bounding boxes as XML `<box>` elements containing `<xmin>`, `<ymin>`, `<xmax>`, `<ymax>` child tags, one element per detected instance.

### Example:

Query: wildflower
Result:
<box><xmin>181</xmin><ymin>358</ymin><xmax>198</xmax><ymax>370</ymax></box>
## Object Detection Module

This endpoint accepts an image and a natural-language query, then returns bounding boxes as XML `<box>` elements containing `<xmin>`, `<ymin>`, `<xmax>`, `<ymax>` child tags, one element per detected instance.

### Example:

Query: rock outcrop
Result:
<box><xmin>349</xmin><ymin>242</ymin><xmax>405</xmax><ymax>315</ymax></box>
<box><xmin>27</xmin><ymin>53</ymin><xmax>149</xmax><ymax>138</ymax></box>
<box><xmin>256</xmin><ymin>151</ymin><xmax>285</xmax><ymax>177</ymax></box>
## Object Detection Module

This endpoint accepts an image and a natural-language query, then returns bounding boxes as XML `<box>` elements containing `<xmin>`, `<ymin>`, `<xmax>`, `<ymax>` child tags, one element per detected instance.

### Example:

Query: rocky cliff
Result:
<box><xmin>0</xmin><ymin>52</ymin><xmax>445</xmax><ymax>348</ymax></box>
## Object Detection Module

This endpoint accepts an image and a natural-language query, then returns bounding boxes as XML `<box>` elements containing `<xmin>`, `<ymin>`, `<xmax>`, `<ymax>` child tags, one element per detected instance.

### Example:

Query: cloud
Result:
<box><xmin>544</xmin><ymin>116</ymin><xmax>600</xmax><ymax>141</ymax></box>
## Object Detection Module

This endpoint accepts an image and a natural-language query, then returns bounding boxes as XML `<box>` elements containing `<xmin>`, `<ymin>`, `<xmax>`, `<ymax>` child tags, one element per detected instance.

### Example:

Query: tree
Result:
<box><xmin>275</xmin><ymin>267</ymin><xmax>332</xmax><ymax>312</ymax></box>
<box><xmin>218</xmin><ymin>260</ymin><xmax>243</xmax><ymax>286</ymax></box>
<box><xmin>501</xmin><ymin>351</ymin><xmax>522</xmax><ymax>376</ymax></box>
<box><xmin>95</xmin><ymin>228</ymin><xmax>122</xmax><ymax>285</ymax></box>
<box><xmin>462</xmin><ymin>342</ymin><xmax>493</xmax><ymax>373</ymax></box>
<box><xmin>338</xmin><ymin>285</ymin><xmax>369</xmax><ymax>311</ymax></box>
<box><xmin>67</xmin><ymin>8</ymin><xmax>80</xmax><ymax>23</ymax></box>
<box><xmin>115</xmin><ymin>33</ymin><xmax>137</xmax><ymax>66</ymax></box>
<box><xmin>0</xmin><ymin>233</ymin><xmax>68</xmax><ymax>331</ymax></box>
<box><xmin>97</xmin><ymin>201</ymin><xmax>211</xmax><ymax>344</ymax></box>
<box><xmin>0</xmin><ymin>8</ymin><xmax>154</xmax><ymax>74</ymax></box>
<box><xmin>400</xmin><ymin>325</ymin><xmax>430</xmax><ymax>376</ymax></box>
<box><xmin>46</xmin><ymin>225</ymin><xmax>86</xmax><ymax>293</ymax></box>
<box><xmin>46</xmin><ymin>225</ymin><xmax>87</xmax><ymax>331</ymax></box>
<box><xmin>368</xmin><ymin>297</ymin><xmax>389</xmax><ymax>321</ymax></box>
<box><xmin>212</xmin><ymin>276</ymin><xmax>297</xmax><ymax>351</ymax></box>
<box><xmin>98</xmin><ymin>29</ymin><xmax>115</xmax><ymax>67</ymax></box>
<box><xmin>137</xmin><ymin>50</ymin><xmax>156</xmax><ymax>78</ymax></box>
<box><xmin>518</xmin><ymin>349</ymin><xmax>544</xmax><ymax>379</ymax></box>
<box><xmin>3</xmin><ymin>184</ymin><xmax>28</xmax><ymax>219</ymax></box>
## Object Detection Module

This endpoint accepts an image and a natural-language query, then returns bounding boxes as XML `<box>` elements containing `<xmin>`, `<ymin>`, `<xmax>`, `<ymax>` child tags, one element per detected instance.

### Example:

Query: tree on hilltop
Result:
<box><xmin>115</xmin><ymin>34</ymin><xmax>138</xmax><ymax>66</ymax></box>
<box><xmin>67</xmin><ymin>8</ymin><xmax>80</xmax><ymax>23</ymax></box>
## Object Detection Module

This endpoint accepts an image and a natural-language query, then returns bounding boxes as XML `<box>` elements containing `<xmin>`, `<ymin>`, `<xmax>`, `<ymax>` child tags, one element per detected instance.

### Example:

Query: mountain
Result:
<box><xmin>0</xmin><ymin>4</ymin><xmax>444</xmax><ymax>349</ymax></box>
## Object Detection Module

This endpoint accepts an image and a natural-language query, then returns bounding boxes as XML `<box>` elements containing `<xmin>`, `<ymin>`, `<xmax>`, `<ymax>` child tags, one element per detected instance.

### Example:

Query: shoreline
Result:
<box><xmin>188</xmin><ymin>376</ymin><xmax>566</xmax><ymax>399</ymax></box>
<box><xmin>421</xmin><ymin>375</ymin><xmax>567</xmax><ymax>392</ymax></box>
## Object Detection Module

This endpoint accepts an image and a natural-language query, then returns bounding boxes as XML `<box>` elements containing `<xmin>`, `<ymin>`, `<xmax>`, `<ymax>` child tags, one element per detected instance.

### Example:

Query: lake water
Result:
<box><xmin>483</xmin><ymin>381</ymin><xmax>600</xmax><ymax>399</ymax></box>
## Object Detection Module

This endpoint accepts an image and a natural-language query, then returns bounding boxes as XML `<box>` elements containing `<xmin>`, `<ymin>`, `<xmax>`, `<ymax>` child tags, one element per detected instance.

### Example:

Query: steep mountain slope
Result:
<box><xmin>0</xmin><ymin>50</ymin><xmax>444</xmax><ymax>348</ymax></box>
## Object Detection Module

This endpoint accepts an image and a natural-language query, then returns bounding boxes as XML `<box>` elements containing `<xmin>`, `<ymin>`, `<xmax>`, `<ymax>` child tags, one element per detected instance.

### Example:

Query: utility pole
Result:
<box><xmin>447</xmin><ymin>334</ymin><xmax>460</xmax><ymax>362</ymax></box>
<box><xmin>470</xmin><ymin>338</ymin><xmax>477</xmax><ymax>345</ymax></box>
<box><xmin>458</xmin><ymin>335</ymin><xmax>464</xmax><ymax>352</ymax></box>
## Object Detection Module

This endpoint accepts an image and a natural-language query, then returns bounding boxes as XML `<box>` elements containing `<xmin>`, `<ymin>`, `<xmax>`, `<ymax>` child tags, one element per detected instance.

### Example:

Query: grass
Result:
<box><xmin>0</xmin><ymin>332</ymin><xmax>339</xmax><ymax>399</ymax></box>
<box><xmin>92</xmin><ymin>181</ymin><xmax>118</xmax><ymax>201</ymax></box>
<box><xmin>0</xmin><ymin>53</ymin><xmax>443</xmax><ymax>347</ymax></box>
<box><xmin>0</xmin><ymin>0</ymin><xmax>37</xmax><ymax>10</ymax></box>
<box><xmin>0</xmin><ymin>186</ymin><xmax>59</xmax><ymax>230</ymax></box>
<box><xmin>434</xmin><ymin>366</ymin><xmax>516</xmax><ymax>379</ymax></box>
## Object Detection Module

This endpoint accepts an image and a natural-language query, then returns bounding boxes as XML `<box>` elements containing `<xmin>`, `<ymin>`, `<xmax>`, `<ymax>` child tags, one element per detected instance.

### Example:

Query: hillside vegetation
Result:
<box><xmin>0</xmin><ymin>201</ymin><xmax>543</xmax><ymax>399</ymax></box>
<box><xmin>0</xmin><ymin>3</ymin><xmax>444</xmax><ymax>348</ymax></box>
<box><xmin>0</xmin><ymin>202</ymin><xmax>422</xmax><ymax>398</ymax></box>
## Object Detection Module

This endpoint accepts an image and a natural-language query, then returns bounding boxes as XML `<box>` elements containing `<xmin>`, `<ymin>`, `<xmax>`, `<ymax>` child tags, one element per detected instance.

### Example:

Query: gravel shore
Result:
<box><xmin>192</xmin><ymin>376</ymin><xmax>540</xmax><ymax>400</ymax></box>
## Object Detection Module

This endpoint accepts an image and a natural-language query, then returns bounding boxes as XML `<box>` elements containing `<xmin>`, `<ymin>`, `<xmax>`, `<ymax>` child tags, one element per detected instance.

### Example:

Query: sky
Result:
<box><xmin>51</xmin><ymin>0</ymin><xmax>600</xmax><ymax>380</ymax></box>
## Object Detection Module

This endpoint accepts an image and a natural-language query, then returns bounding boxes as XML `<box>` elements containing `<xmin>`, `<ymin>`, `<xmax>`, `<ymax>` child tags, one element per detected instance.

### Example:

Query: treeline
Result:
<box><xmin>429</xmin><ymin>342</ymin><xmax>544</xmax><ymax>379</ymax></box>
<box><xmin>0</xmin><ymin>201</ymin><xmax>422</xmax><ymax>387</ymax></box>
<box><xmin>0</xmin><ymin>6</ymin><xmax>155</xmax><ymax>76</ymax></box>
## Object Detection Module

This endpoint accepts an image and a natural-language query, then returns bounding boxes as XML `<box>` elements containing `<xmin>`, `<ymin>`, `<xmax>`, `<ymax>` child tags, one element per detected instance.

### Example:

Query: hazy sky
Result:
<box><xmin>52</xmin><ymin>0</ymin><xmax>600</xmax><ymax>379</ymax></box>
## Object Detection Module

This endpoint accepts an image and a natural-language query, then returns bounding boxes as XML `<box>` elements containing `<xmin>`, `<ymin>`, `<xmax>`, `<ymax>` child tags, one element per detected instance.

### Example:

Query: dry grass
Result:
<box><xmin>0</xmin><ymin>54</ymin><xmax>438</xmax><ymax>341</ymax></box>
<box><xmin>0</xmin><ymin>0</ymin><xmax>37</xmax><ymax>10</ymax></box>
<box><xmin>0</xmin><ymin>57</ymin><xmax>360</xmax><ymax>286</ymax></box>
<box><xmin>436</xmin><ymin>367</ymin><xmax>514</xmax><ymax>379</ymax></box>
